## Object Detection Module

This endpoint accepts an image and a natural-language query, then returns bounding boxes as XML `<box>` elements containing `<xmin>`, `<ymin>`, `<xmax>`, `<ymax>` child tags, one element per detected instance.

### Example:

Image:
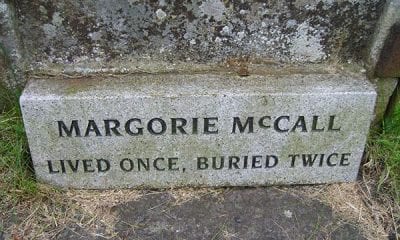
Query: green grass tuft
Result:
<box><xmin>370</xmin><ymin>102</ymin><xmax>400</xmax><ymax>203</ymax></box>
<box><xmin>0</xmin><ymin>82</ymin><xmax>37</xmax><ymax>201</ymax></box>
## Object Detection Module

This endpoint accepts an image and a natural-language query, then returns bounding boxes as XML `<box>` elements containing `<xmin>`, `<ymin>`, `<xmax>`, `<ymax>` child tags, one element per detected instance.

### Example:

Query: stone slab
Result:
<box><xmin>12</xmin><ymin>0</ymin><xmax>382</xmax><ymax>67</ymax></box>
<box><xmin>20</xmin><ymin>73</ymin><xmax>376</xmax><ymax>188</ymax></box>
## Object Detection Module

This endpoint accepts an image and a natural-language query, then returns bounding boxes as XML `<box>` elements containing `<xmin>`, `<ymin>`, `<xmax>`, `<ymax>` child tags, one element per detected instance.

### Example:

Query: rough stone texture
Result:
<box><xmin>372</xmin><ymin>77</ymin><xmax>399</xmax><ymax>125</ymax></box>
<box><xmin>368</xmin><ymin>0</ymin><xmax>400</xmax><ymax>78</ymax></box>
<box><xmin>0</xmin><ymin>0</ymin><xmax>394</xmax><ymax>129</ymax></box>
<box><xmin>366</xmin><ymin>0</ymin><xmax>400</xmax><ymax>121</ymax></box>
<box><xmin>0</xmin><ymin>0</ymin><xmax>22</xmax><ymax>87</ymax></box>
<box><xmin>9</xmin><ymin>0</ymin><xmax>382</xmax><ymax>70</ymax></box>
<box><xmin>0</xmin><ymin>0</ymin><xmax>393</xmax><ymax>127</ymax></box>
<box><xmin>20</xmin><ymin>73</ymin><xmax>375</xmax><ymax>188</ymax></box>
<box><xmin>0</xmin><ymin>1</ymin><xmax>20</xmax><ymax>63</ymax></box>
<box><xmin>113</xmin><ymin>188</ymin><xmax>366</xmax><ymax>239</ymax></box>
<box><xmin>374</xmin><ymin>23</ymin><xmax>400</xmax><ymax>77</ymax></box>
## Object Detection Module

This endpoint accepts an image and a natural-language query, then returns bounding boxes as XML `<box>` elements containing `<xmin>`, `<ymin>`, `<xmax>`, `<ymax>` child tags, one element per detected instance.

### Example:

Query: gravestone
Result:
<box><xmin>20</xmin><ymin>73</ymin><xmax>376</xmax><ymax>188</ymax></box>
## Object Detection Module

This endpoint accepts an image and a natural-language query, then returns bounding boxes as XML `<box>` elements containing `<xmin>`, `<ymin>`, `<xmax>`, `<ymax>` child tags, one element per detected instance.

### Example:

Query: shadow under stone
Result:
<box><xmin>113</xmin><ymin>187</ymin><xmax>366</xmax><ymax>240</ymax></box>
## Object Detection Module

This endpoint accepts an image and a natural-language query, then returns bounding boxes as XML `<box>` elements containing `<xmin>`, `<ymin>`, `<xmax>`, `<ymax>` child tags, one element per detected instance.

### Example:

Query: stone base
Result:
<box><xmin>20</xmin><ymin>73</ymin><xmax>376</xmax><ymax>188</ymax></box>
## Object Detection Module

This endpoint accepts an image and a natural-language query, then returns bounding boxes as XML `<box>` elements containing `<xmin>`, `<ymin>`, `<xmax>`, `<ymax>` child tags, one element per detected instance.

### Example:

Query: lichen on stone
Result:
<box><xmin>7</xmin><ymin>0</ymin><xmax>384</xmax><ymax>69</ymax></box>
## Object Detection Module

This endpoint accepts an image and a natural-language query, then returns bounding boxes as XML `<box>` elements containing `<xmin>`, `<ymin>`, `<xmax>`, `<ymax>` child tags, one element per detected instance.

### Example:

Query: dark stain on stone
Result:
<box><xmin>172</xmin><ymin>0</ymin><xmax>187</xmax><ymax>15</ymax></box>
<box><xmin>331</xmin><ymin>0</ymin><xmax>385</xmax><ymax>63</ymax></box>
<box><xmin>375</xmin><ymin>23</ymin><xmax>400</xmax><ymax>78</ymax></box>
<box><xmin>66</xmin><ymin>12</ymin><xmax>94</xmax><ymax>42</ymax></box>
<box><xmin>9</xmin><ymin>0</ymin><xmax>386</xmax><ymax>64</ymax></box>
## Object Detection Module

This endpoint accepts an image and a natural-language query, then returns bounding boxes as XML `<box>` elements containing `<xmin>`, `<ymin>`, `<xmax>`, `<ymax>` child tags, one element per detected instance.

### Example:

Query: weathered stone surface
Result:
<box><xmin>368</xmin><ymin>0</ymin><xmax>400</xmax><ymax>78</ymax></box>
<box><xmin>374</xmin><ymin>23</ymin><xmax>400</xmax><ymax>77</ymax></box>
<box><xmin>20</xmin><ymin>73</ymin><xmax>376</xmax><ymax>188</ymax></box>
<box><xmin>0</xmin><ymin>0</ymin><xmax>24</xmax><ymax>87</ymax></box>
<box><xmin>10</xmin><ymin>0</ymin><xmax>382</xmax><ymax>68</ymax></box>
<box><xmin>372</xmin><ymin>77</ymin><xmax>398</xmax><ymax>125</ymax></box>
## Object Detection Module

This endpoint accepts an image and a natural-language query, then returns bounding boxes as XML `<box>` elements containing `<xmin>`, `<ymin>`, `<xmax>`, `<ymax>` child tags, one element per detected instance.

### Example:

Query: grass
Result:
<box><xmin>368</xmin><ymin>101</ymin><xmax>400</xmax><ymax>204</ymax></box>
<box><xmin>0</xmin><ymin>82</ymin><xmax>37</xmax><ymax>202</ymax></box>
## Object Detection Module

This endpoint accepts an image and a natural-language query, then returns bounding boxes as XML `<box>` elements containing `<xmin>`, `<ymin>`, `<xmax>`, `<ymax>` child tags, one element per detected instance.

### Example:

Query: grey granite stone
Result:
<box><xmin>20</xmin><ymin>73</ymin><xmax>376</xmax><ymax>188</ymax></box>
<box><xmin>368</xmin><ymin>0</ymin><xmax>400</xmax><ymax>77</ymax></box>
<box><xmin>371</xmin><ymin>77</ymin><xmax>398</xmax><ymax>125</ymax></box>
<box><xmin>0</xmin><ymin>0</ymin><xmax>24</xmax><ymax>87</ymax></box>
<box><xmin>11</xmin><ymin>0</ymin><xmax>382</xmax><ymax>68</ymax></box>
